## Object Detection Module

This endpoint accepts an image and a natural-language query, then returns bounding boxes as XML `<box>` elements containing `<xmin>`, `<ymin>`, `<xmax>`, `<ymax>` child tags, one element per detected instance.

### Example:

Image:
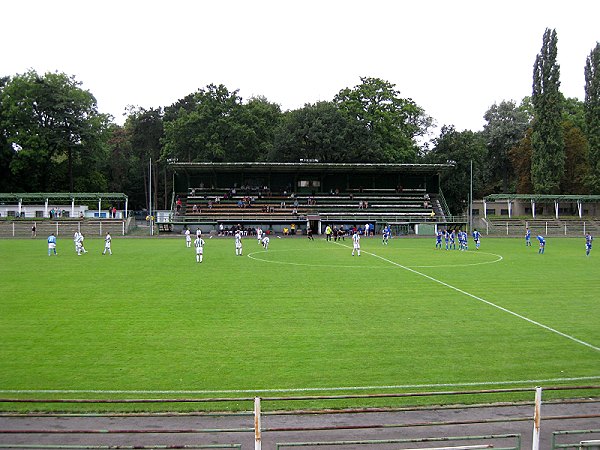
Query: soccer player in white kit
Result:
<box><xmin>262</xmin><ymin>235</ymin><xmax>270</xmax><ymax>250</ymax></box>
<box><xmin>73</xmin><ymin>231</ymin><xmax>81</xmax><ymax>253</ymax></box>
<box><xmin>352</xmin><ymin>231</ymin><xmax>361</xmax><ymax>256</ymax></box>
<box><xmin>185</xmin><ymin>228</ymin><xmax>192</xmax><ymax>248</ymax></box>
<box><xmin>102</xmin><ymin>232</ymin><xmax>112</xmax><ymax>255</ymax></box>
<box><xmin>194</xmin><ymin>235</ymin><xmax>205</xmax><ymax>263</ymax></box>
<box><xmin>256</xmin><ymin>227</ymin><xmax>263</xmax><ymax>244</ymax></box>
<box><xmin>235</xmin><ymin>231</ymin><xmax>243</xmax><ymax>256</ymax></box>
<box><xmin>75</xmin><ymin>232</ymin><xmax>87</xmax><ymax>255</ymax></box>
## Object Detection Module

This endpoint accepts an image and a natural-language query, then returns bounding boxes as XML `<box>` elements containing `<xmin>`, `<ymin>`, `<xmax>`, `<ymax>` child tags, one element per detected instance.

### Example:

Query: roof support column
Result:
<box><xmin>98</xmin><ymin>198</ymin><xmax>102</xmax><ymax>219</ymax></box>
<box><xmin>508</xmin><ymin>199</ymin><xmax>512</xmax><ymax>218</ymax></box>
<box><xmin>531</xmin><ymin>200</ymin><xmax>536</xmax><ymax>219</ymax></box>
<box><xmin>45</xmin><ymin>198</ymin><xmax>48</xmax><ymax>218</ymax></box>
<box><xmin>483</xmin><ymin>200</ymin><xmax>487</xmax><ymax>219</ymax></box>
<box><xmin>18</xmin><ymin>198</ymin><xmax>22</xmax><ymax>217</ymax></box>
<box><xmin>577</xmin><ymin>200</ymin><xmax>582</xmax><ymax>218</ymax></box>
<box><xmin>71</xmin><ymin>197</ymin><xmax>75</xmax><ymax>218</ymax></box>
<box><xmin>555</xmin><ymin>200</ymin><xmax>559</xmax><ymax>219</ymax></box>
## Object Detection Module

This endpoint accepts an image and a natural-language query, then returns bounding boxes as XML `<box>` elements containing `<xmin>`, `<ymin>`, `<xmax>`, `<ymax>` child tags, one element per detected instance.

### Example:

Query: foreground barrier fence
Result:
<box><xmin>0</xmin><ymin>385</ymin><xmax>598</xmax><ymax>449</ymax></box>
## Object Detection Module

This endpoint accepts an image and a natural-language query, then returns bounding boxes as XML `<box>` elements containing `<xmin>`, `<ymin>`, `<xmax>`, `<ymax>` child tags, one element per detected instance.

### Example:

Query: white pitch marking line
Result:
<box><xmin>246</xmin><ymin>250</ymin><xmax>375</xmax><ymax>269</ymax></box>
<box><xmin>2</xmin><ymin>376</ymin><xmax>600</xmax><ymax>394</ymax></box>
<box><xmin>334</xmin><ymin>242</ymin><xmax>600</xmax><ymax>353</ymax></box>
<box><xmin>247</xmin><ymin>248</ymin><xmax>504</xmax><ymax>269</ymax></box>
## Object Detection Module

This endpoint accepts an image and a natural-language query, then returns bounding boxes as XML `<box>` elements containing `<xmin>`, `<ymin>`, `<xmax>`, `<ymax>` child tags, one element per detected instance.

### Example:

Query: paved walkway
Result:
<box><xmin>1</xmin><ymin>400</ymin><xmax>599</xmax><ymax>449</ymax></box>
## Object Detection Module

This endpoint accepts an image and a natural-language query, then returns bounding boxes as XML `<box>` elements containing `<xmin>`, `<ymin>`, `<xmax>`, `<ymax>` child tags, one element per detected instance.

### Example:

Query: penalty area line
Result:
<box><xmin>2</xmin><ymin>376</ymin><xmax>600</xmax><ymax>395</ymax></box>
<box><xmin>334</xmin><ymin>241</ymin><xmax>600</xmax><ymax>353</ymax></box>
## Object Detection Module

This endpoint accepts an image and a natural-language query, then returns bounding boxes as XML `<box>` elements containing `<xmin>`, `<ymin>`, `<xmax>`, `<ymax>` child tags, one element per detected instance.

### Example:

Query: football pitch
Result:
<box><xmin>0</xmin><ymin>234</ymin><xmax>599</xmax><ymax>410</ymax></box>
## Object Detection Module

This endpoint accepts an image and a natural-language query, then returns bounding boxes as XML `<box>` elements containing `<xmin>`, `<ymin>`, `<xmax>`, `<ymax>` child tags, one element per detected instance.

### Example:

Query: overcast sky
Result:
<box><xmin>2</xmin><ymin>0</ymin><xmax>599</xmax><ymax>133</ymax></box>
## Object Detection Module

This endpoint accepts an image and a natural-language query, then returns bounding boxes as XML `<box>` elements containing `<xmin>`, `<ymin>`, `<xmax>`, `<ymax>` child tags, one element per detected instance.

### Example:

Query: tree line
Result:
<box><xmin>1</xmin><ymin>29</ymin><xmax>599</xmax><ymax>214</ymax></box>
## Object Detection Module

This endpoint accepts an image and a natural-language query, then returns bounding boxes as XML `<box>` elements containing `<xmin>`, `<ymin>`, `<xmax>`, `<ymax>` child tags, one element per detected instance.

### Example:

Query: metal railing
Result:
<box><xmin>478</xmin><ymin>218</ymin><xmax>600</xmax><ymax>237</ymax></box>
<box><xmin>0</xmin><ymin>446</ymin><xmax>241</xmax><ymax>449</ymax></box>
<box><xmin>275</xmin><ymin>434</ymin><xmax>521</xmax><ymax>449</ymax></box>
<box><xmin>436</xmin><ymin>188</ymin><xmax>452</xmax><ymax>218</ymax></box>
<box><xmin>552</xmin><ymin>429</ymin><xmax>600</xmax><ymax>449</ymax></box>
<box><xmin>0</xmin><ymin>219</ymin><xmax>132</xmax><ymax>237</ymax></box>
<box><xmin>0</xmin><ymin>385</ymin><xmax>598</xmax><ymax>449</ymax></box>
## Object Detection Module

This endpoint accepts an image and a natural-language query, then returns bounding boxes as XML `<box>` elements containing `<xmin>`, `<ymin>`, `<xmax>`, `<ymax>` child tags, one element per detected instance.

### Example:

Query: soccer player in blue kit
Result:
<box><xmin>461</xmin><ymin>230</ymin><xmax>468</xmax><ymax>251</ymax></box>
<box><xmin>585</xmin><ymin>233</ymin><xmax>593</xmax><ymax>256</ymax></box>
<box><xmin>525</xmin><ymin>227</ymin><xmax>531</xmax><ymax>246</ymax></box>
<box><xmin>435</xmin><ymin>230</ymin><xmax>443</xmax><ymax>249</ymax></box>
<box><xmin>382</xmin><ymin>225</ymin><xmax>391</xmax><ymax>245</ymax></box>
<box><xmin>47</xmin><ymin>233</ymin><xmax>57</xmax><ymax>256</ymax></box>
<box><xmin>537</xmin><ymin>235</ymin><xmax>546</xmax><ymax>254</ymax></box>
<box><xmin>472</xmin><ymin>229</ymin><xmax>481</xmax><ymax>250</ymax></box>
<box><xmin>449</xmin><ymin>229</ymin><xmax>456</xmax><ymax>250</ymax></box>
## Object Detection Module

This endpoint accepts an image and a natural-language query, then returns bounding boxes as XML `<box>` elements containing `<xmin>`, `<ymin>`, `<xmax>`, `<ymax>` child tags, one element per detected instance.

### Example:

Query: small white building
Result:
<box><xmin>0</xmin><ymin>193</ymin><xmax>129</xmax><ymax>219</ymax></box>
<box><xmin>473</xmin><ymin>194</ymin><xmax>600</xmax><ymax>219</ymax></box>
<box><xmin>0</xmin><ymin>204</ymin><xmax>89</xmax><ymax>219</ymax></box>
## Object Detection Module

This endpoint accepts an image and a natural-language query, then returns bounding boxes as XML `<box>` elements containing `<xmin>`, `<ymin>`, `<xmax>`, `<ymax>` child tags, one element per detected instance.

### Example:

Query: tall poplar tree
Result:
<box><xmin>531</xmin><ymin>28</ymin><xmax>564</xmax><ymax>194</ymax></box>
<box><xmin>584</xmin><ymin>42</ymin><xmax>600</xmax><ymax>193</ymax></box>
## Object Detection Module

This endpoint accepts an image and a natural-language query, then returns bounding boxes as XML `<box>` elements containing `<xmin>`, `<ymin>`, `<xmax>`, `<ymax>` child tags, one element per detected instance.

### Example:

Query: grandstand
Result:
<box><xmin>165</xmin><ymin>162</ymin><xmax>461</xmax><ymax>235</ymax></box>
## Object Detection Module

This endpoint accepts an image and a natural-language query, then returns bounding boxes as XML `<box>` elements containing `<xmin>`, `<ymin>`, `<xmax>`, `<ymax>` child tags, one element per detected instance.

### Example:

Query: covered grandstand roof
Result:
<box><xmin>0</xmin><ymin>193</ymin><xmax>128</xmax><ymax>202</ymax></box>
<box><xmin>484</xmin><ymin>193</ymin><xmax>600</xmax><ymax>202</ymax></box>
<box><xmin>169</xmin><ymin>161</ymin><xmax>454</xmax><ymax>174</ymax></box>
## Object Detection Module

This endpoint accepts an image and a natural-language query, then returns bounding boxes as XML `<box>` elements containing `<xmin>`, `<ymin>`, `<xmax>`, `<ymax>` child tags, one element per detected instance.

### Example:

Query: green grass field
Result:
<box><xmin>0</xmin><ymin>234</ymin><xmax>598</xmax><ymax>410</ymax></box>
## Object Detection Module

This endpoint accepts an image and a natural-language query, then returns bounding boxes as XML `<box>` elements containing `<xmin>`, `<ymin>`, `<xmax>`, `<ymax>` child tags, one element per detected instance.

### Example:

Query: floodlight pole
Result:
<box><xmin>149</xmin><ymin>158</ymin><xmax>153</xmax><ymax>236</ymax></box>
<box><xmin>469</xmin><ymin>160</ymin><xmax>473</xmax><ymax>233</ymax></box>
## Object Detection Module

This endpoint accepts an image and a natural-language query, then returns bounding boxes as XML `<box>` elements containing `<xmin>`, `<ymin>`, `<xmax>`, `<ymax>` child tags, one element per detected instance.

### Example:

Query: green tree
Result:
<box><xmin>560</xmin><ymin>98</ymin><xmax>589</xmax><ymax>194</ymax></box>
<box><xmin>509</xmin><ymin>128</ymin><xmax>534</xmax><ymax>194</ymax></box>
<box><xmin>0</xmin><ymin>76</ymin><xmax>15</xmax><ymax>192</ymax></box>
<box><xmin>0</xmin><ymin>70</ymin><xmax>109</xmax><ymax>192</ymax></box>
<box><xmin>125</xmin><ymin>107</ymin><xmax>166</xmax><ymax>209</ymax></box>
<box><xmin>334</xmin><ymin>77</ymin><xmax>431</xmax><ymax>162</ymax></box>
<box><xmin>270</xmin><ymin>101</ymin><xmax>370</xmax><ymax>162</ymax></box>
<box><xmin>163</xmin><ymin>84</ymin><xmax>260</xmax><ymax>163</ymax></box>
<box><xmin>560</xmin><ymin>120</ymin><xmax>589</xmax><ymax>194</ymax></box>
<box><xmin>106</xmin><ymin>125</ymin><xmax>132</xmax><ymax>190</ymax></box>
<box><xmin>584</xmin><ymin>42</ymin><xmax>600</xmax><ymax>193</ymax></box>
<box><xmin>505</xmin><ymin>98</ymin><xmax>536</xmax><ymax>194</ymax></box>
<box><xmin>234</xmin><ymin>96</ymin><xmax>281</xmax><ymax>162</ymax></box>
<box><xmin>531</xmin><ymin>28</ymin><xmax>565</xmax><ymax>194</ymax></box>
<box><xmin>424</xmin><ymin>126</ymin><xmax>486</xmax><ymax>214</ymax></box>
<box><xmin>482</xmin><ymin>100</ymin><xmax>530</xmax><ymax>193</ymax></box>
<box><xmin>562</xmin><ymin>96</ymin><xmax>586</xmax><ymax>131</ymax></box>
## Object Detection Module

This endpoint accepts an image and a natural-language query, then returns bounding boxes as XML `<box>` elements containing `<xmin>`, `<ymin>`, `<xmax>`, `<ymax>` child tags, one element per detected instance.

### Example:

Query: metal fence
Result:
<box><xmin>552</xmin><ymin>429</ymin><xmax>600</xmax><ymax>449</ymax></box>
<box><xmin>0</xmin><ymin>218</ymin><xmax>134</xmax><ymax>238</ymax></box>
<box><xmin>478</xmin><ymin>218</ymin><xmax>600</xmax><ymax>237</ymax></box>
<box><xmin>0</xmin><ymin>385</ymin><xmax>598</xmax><ymax>449</ymax></box>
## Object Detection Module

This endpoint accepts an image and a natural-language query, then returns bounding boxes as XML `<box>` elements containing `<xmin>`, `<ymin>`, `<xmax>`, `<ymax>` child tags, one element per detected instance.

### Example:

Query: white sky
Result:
<box><xmin>2</xmin><ymin>0</ymin><xmax>599</xmax><ymax>132</ymax></box>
